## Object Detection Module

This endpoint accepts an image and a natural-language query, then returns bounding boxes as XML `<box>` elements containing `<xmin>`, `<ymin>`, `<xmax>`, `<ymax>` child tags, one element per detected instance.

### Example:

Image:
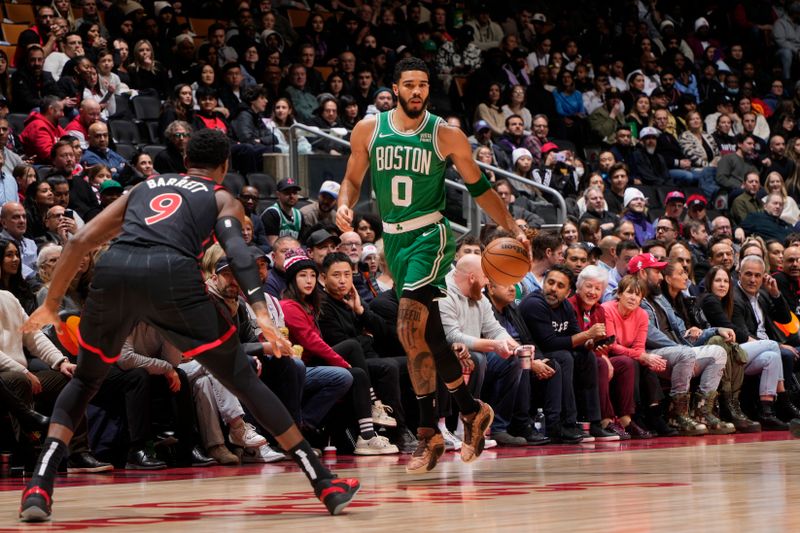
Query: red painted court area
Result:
<box><xmin>0</xmin><ymin>432</ymin><xmax>797</xmax><ymax>532</ymax></box>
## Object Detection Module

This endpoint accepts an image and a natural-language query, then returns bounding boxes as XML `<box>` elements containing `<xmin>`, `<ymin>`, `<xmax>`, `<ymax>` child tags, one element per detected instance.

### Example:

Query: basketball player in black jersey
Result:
<box><xmin>18</xmin><ymin>130</ymin><xmax>359</xmax><ymax>522</ymax></box>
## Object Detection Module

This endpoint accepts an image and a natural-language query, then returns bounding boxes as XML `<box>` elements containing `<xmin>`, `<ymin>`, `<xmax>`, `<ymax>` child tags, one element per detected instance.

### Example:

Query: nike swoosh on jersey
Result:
<box><xmin>247</xmin><ymin>287</ymin><xmax>260</xmax><ymax>295</ymax></box>
<box><xmin>378</xmin><ymin>133</ymin><xmax>392</xmax><ymax>138</ymax></box>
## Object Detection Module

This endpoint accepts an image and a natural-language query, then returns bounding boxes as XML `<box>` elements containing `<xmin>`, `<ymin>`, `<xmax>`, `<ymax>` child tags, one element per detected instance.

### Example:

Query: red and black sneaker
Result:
<box><xmin>19</xmin><ymin>486</ymin><xmax>52</xmax><ymax>522</ymax></box>
<box><xmin>315</xmin><ymin>477</ymin><xmax>360</xmax><ymax>515</ymax></box>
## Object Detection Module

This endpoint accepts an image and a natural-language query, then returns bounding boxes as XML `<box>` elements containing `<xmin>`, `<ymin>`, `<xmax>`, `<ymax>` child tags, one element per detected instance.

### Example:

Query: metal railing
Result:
<box><xmin>287</xmin><ymin>123</ymin><xmax>566</xmax><ymax>235</ymax></box>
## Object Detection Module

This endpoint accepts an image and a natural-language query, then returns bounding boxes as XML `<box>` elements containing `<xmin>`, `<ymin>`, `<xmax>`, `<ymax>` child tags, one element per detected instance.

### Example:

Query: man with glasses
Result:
<box><xmin>655</xmin><ymin>217</ymin><xmax>680</xmax><ymax>246</ymax></box>
<box><xmin>15</xmin><ymin>6</ymin><xmax>62</xmax><ymax>68</ymax></box>
<box><xmin>155</xmin><ymin>121</ymin><xmax>192</xmax><ymax>174</ymax></box>
<box><xmin>236</xmin><ymin>185</ymin><xmax>269</xmax><ymax>251</ymax></box>
<box><xmin>525</xmin><ymin>114</ymin><xmax>551</xmax><ymax>165</ymax></box>
<box><xmin>36</xmin><ymin>205</ymin><xmax>77</xmax><ymax>247</ymax></box>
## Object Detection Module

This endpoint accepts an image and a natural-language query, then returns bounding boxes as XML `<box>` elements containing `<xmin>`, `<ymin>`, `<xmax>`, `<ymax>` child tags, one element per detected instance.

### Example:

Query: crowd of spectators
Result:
<box><xmin>4</xmin><ymin>0</ymin><xmax>800</xmax><ymax>470</ymax></box>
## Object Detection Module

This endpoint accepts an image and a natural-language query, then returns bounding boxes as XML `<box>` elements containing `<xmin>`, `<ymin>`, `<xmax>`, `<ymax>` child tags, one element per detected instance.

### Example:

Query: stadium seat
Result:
<box><xmin>7</xmin><ymin>113</ymin><xmax>26</xmax><ymax>134</ymax></box>
<box><xmin>114</xmin><ymin>142</ymin><xmax>137</xmax><ymax>161</ymax></box>
<box><xmin>3</xmin><ymin>4</ymin><xmax>34</xmax><ymax>25</ymax></box>
<box><xmin>141</xmin><ymin>144</ymin><xmax>166</xmax><ymax>161</ymax></box>
<box><xmin>223</xmin><ymin>172</ymin><xmax>246</xmax><ymax>196</ymax></box>
<box><xmin>189</xmin><ymin>18</ymin><xmax>217</xmax><ymax>37</ymax></box>
<box><xmin>109</xmin><ymin>120</ymin><xmax>142</xmax><ymax>146</ymax></box>
<box><xmin>1</xmin><ymin>23</ymin><xmax>28</xmax><ymax>44</ymax></box>
<box><xmin>246</xmin><ymin>172</ymin><xmax>276</xmax><ymax>211</ymax></box>
<box><xmin>131</xmin><ymin>95</ymin><xmax>161</xmax><ymax>122</ymax></box>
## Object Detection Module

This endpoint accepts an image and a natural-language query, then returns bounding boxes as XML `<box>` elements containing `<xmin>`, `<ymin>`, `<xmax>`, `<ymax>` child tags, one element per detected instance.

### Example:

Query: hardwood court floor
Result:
<box><xmin>0</xmin><ymin>432</ymin><xmax>798</xmax><ymax>533</ymax></box>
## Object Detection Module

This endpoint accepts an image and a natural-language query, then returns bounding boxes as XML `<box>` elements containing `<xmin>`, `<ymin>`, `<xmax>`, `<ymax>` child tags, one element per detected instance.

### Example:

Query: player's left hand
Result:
<box><xmin>21</xmin><ymin>301</ymin><xmax>61</xmax><ymax>334</ymax></box>
<box><xmin>336</xmin><ymin>204</ymin><xmax>354</xmax><ymax>233</ymax></box>
<box><xmin>515</xmin><ymin>230</ymin><xmax>531</xmax><ymax>259</ymax></box>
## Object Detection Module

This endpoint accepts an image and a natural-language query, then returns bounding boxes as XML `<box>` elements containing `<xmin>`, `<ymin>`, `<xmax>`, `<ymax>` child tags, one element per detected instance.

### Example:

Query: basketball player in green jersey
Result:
<box><xmin>337</xmin><ymin>57</ymin><xmax>529</xmax><ymax>473</ymax></box>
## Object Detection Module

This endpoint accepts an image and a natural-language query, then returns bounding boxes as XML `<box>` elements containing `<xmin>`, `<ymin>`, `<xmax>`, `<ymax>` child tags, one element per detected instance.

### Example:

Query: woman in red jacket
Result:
<box><xmin>279</xmin><ymin>249</ymin><xmax>398</xmax><ymax>455</ymax></box>
<box><xmin>600</xmin><ymin>275</ymin><xmax>654</xmax><ymax>440</ymax></box>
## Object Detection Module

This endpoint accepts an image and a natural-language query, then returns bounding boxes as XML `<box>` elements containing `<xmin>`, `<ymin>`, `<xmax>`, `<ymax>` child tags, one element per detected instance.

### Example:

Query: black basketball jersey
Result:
<box><xmin>117</xmin><ymin>174</ymin><xmax>221</xmax><ymax>258</ymax></box>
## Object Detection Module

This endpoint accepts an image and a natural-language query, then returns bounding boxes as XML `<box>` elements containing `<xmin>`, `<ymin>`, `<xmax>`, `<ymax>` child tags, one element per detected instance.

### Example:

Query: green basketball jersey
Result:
<box><xmin>368</xmin><ymin>110</ymin><xmax>447</xmax><ymax>224</ymax></box>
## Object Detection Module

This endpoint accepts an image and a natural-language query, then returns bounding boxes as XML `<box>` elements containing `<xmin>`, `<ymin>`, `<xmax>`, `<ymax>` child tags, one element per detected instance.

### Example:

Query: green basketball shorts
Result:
<box><xmin>383</xmin><ymin>219</ymin><xmax>456</xmax><ymax>296</ymax></box>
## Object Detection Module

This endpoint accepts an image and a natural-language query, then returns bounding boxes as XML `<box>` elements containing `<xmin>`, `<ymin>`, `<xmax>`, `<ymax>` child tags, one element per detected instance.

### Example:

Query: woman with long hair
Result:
<box><xmin>127</xmin><ymin>39</ymin><xmax>169</xmax><ymax>98</ymax></box>
<box><xmin>82</xmin><ymin>66</ymin><xmax>115</xmax><ymax>118</ymax></box>
<box><xmin>117</xmin><ymin>151</ymin><xmax>156</xmax><ymax>187</ymax></box>
<box><xmin>560</xmin><ymin>218</ymin><xmax>579</xmax><ymax>246</ymax></box>
<box><xmin>0</xmin><ymin>49</ymin><xmax>12</xmax><ymax>103</ymax></box>
<box><xmin>325</xmin><ymin>72</ymin><xmax>347</xmax><ymax>99</ymax></box>
<box><xmin>679</xmin><ymin>110</ymin><xmax>720</xmax><ymax>168</ymax></box>
<box><xmin>502</xmin><ymin>84</ymin><xmax>532</xmax><ymax>131</ymax></box>
<box><xmin>12</xmin><ymin>165</ymin><xmax>36</xmax><ymax>200</ymax></box>
<box><xmin>268</xmin><ymin>97</ymin><xmax>312</xmax><ymax>154</ymax></box>
<box><xmin>764</xmin><ymin>171</ymin><xmax>800</xmax><ymax>225</ymax></box>
<box><xmin>0</xmin><ymin>239</ymin><xmax>36</xmax><ymax>314</ymax></box>
<box><xmin>160</xmin><ymin>83</ymin><xmax>196</xmax><ymax>137</ymax></box>
<box><xmin>712</xmin><ymin>113</ymin><xmax>738</xmax><ymax>155</ymax></box>
<box><xmin>699</xmin><ymin>264</ymin><xmax>793</xmax><ymax>431</ymax></box>
<box><xmin>785</xmin><ymin>136</ymin><xmax>800</xmax><ymax>198</ymax></box>
<box><xmin>22</xmin><ymin>180</ymin><xmax>54</xmax><ymax>239</ymax></box>
<box><xmin>474</xmin><ymin>83</ymin><xmax>505</xmax><ymax>138</ymax></box>
<box><xmin>353</xmin><ymin>213</ymin><xmax>382</xmax><ymax>244</ymax></box>
<box><xmin>77</xmin><ymin>22</ymin><xmax>107</xmax><ymax>63</ymax></box>
<box><xmin>279</xmin><ymin>249</ymin><xmax>398</xmax><ymax>455</ymax></box>
<box><xmin>625</xmin><ymin>93</ymin><xmax>651</xmax><ymax>139</ymax></box>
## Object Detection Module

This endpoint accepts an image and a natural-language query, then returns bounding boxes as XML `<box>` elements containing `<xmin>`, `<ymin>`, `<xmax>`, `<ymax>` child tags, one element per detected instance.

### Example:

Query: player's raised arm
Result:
<box><xmin>439</xmin><ymin>125</ymin><xmax>528</xmax><ymax>247</ymax></box>
<box><xmin>22</xmin><ymin>193</ymin><xmax>131</xmax><ymax>333</ymax></box>
<box><xmin>337</xmin><ymin>116</ymin><xmax>376</xmax><ymax>232</ymax></box>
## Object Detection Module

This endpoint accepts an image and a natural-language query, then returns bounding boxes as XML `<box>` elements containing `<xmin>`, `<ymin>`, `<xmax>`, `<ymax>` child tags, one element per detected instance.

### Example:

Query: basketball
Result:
<box><xmin>481</xmin><ymin>237</ymin><xmax>530</xmax><ymax>285</ymax></box>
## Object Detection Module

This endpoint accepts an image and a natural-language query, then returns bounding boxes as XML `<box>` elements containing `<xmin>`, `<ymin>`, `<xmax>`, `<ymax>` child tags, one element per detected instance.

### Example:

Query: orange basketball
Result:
<box><xmin>481</xmin><ymin>237</ymin><xmax>530</xmax><ymax>285</ymax></box>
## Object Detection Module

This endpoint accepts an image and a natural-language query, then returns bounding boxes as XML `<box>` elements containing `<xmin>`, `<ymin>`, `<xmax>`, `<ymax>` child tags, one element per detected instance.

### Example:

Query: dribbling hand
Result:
<box><xmin>336</xmin><ymin>205</ymin><xmax>354</xmax><ymax>233</ymax></box>
<box><xmin>515</xmin><ymin>230</ymin><xmax>531</xmax><ymax>260</ymax></box>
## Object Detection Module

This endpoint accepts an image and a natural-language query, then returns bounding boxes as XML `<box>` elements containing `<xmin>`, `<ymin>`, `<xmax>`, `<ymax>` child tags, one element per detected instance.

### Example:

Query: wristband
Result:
<box><xmin>465</xmin><ymin>173</ymin><xmax>492</xmax><ymax>198</ymax></box>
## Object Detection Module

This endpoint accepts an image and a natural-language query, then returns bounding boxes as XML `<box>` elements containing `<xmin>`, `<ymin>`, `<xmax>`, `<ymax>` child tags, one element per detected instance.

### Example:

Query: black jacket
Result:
<box><xmin>700</xmin><ymin>292</ymin><xmax>747</xmax><ymax>343</ymax></box>
<box><xmin>231</xmin><ymin>107</ymin><xmax>280</xmax><ymax>150</ymax></box>
<box><xmin>631</xmin><ymin>144</ymin><xmax>671</xmax><ymax>185</ymax></box>
<box><xmin>318</xmin><ymin>291</ymin><xmax>390</xmax><ymax>357</ymax></box>
<box><xmin>740</xmin><ymin>211</ymin><xmax>794</xmax><ymax>242</ymax></box>
<box><xmin>732</xmin><ymin>284</ymin><xmax>793</xmax><ymax>343</ymax></box>
<box><xmin>10</xmin><ymin>69</ymin><xmax>62</xmax><ymax>113</ymax></box>
<box><xmin>154</xmin><ymin>144</ymin><xmax>187</xmax><ymax>175</ymax></box>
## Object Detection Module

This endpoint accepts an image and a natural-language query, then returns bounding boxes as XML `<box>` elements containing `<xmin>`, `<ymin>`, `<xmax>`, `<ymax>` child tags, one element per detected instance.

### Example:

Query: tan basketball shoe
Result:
<box><xmin>460</xmin><ymin>401</ymin><xmax>494</xmax><ymax>463</ymax></box>
<box><xmin>405</xmin><ymin>429</ymin><xmax>445</xmax><ymax>474</ymax></box>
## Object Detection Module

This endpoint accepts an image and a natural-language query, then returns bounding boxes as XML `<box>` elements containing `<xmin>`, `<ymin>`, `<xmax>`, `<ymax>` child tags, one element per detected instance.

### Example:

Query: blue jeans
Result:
<box><xmin>303</xmin><ymin>365</ymin><xmax>353</xmax><ymax>428</ymax></box>
<box><xmin>484</xmin><ymin>352</ymin><xmax>531</xmax><ymax>433</ymax></box>
<box><xmin>669</xmin><ymin>167</ymin><xmax>718</xmax><ymax>198</ymax></box>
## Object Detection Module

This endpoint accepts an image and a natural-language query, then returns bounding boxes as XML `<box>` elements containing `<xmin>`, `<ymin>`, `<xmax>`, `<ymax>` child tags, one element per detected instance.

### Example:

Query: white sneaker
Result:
<box><xmin>484</xmin><ymin>438</ymin><xmax>497</xmax><ymax>449</ymax></box>
<box><xmin>229</xmin><ymin>422</ymin><xmax>268</xmax><ymax>448</ymax></box>
<box><xmin>440</xmin><ymin>426</ymin><xmax>462</xmax><ymax>451</ymax></box>
<box><xmin>241</xmin><ymin>444</ymin><xmax>285</xmax><ymax>463</ymax></box>
<box><xmin>372</xmin><ymin>401</ymin><xmax>397</xmax><ymax>427</ymax></box>
<box><xmin>354</xmin><ymin>435</ymin><xmax>399</xmax><ymax>455</ymax></box>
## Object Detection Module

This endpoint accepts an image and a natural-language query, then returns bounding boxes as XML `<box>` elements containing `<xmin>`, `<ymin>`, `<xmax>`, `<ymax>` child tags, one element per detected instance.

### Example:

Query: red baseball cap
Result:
<box><xmin>541</xmin><ymin>142</ymin><xmax>560</xmax><ymax>153</ymax></box>
<box><xmin>686</xmin><ymin>193</ymin><xmax>708</xmax><ymax>208</ymax></box>
<box><xmin>665</xmin><ymin>191</ymin><xmax>685</xmax><ymax>204</ymax></box>
<box><xmin>628</xmin><ymin>253</ymin><xmax>668</xmax><ymax>275</ymax></box>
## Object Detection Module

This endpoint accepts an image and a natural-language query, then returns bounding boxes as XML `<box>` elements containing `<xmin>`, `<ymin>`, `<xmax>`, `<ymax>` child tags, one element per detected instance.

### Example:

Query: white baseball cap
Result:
<box><xmin>319</xmin><ymin>180</ymin><xmax>340</xmax><ymax>198</ymax></box>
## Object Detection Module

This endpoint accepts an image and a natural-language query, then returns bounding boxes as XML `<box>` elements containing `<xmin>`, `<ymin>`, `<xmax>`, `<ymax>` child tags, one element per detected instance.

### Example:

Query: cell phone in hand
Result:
<box><xmin>64</xmin><ymin>209</ymin><xmax>74</xmax><ymax>219</ymax></box>
<box><xmin>594</xmin><ymin>335</ymin><xmax>616</xmax><ymax>347</ymax></box>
